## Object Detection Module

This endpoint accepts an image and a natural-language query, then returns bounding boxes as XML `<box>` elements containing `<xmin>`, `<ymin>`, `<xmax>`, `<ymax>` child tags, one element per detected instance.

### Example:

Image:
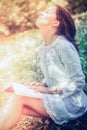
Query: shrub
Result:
<box><xmin>76</xmin><ymin>18</ymin><xmax>87</xmax><ymax>89</ymax></box>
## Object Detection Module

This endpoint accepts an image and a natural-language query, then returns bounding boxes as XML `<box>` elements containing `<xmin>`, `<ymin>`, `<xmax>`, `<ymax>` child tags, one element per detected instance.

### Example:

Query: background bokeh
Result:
<box><xmin>0</xmin><ymin>0</ymin><xmax>87</xmax><ymax>130</ymax></box>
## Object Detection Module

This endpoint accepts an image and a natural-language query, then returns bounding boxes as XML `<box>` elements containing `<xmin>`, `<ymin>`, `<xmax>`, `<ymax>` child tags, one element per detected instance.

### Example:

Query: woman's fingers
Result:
<box><xmin>24</xmin><ymin>82</ymin><xmax>31</xmax><ymax>86</ymax></box>
<box><xmin>30</xmin><ymin>82</ymin><xmax>44</xmax><ymax>87</ymax></box>
<box><xmin>24</xmin><ymin>82</ymin><xmax>45</xmax><ymax>88</ymax></box>
<box><xmin>24</xmin><ymin>82</ymin><xmax>36</xmax><ymax>87</ymax></box>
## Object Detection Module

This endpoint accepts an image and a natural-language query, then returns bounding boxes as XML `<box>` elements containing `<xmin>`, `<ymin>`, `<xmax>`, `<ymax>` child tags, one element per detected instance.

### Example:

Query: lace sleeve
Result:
<box><xmin>46</xmin><ymin>39</ymin><xmax>85</xmax><ymax>96</ymax></box>
<box><xmin>57</xmin><ymin>40</ymin><xmax>85</xmax><ymax>95</ymax></box>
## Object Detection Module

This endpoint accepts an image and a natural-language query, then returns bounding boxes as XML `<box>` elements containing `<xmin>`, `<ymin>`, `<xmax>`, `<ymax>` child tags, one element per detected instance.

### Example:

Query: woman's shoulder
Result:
<box><xmin>56</xmin><ymin>35</ymin><xmax>78</xmax><ymax>53</ymax></box>
<box><xmin>56</xmin><ymin>35</ymin><xmax>71</xmax><ymax>47</ymax></box>
<box><xmin>37</xmin><ymin>35</ymin><xmax>76</xmax><ymax>55</ymax></box>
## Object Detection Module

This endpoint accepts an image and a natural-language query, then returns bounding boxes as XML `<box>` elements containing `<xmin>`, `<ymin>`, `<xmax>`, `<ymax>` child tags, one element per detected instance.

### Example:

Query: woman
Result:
<box><xmin>0</xmin><ymin>4</ymin><xmax>87</xmax><ymax>130</ymax></box>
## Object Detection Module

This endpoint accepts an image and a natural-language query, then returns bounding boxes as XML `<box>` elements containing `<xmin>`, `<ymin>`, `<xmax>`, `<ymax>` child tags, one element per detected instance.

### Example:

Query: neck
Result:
<box><xmin>40</xmin><ymin>29</ymin><xmax>58</xmax><ymax>46</ymax></box>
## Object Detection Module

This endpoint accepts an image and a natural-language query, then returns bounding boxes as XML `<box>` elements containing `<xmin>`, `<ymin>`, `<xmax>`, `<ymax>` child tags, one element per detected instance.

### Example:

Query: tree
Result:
<box><xmin>66</xmin><ymin>0</ymin><xmax>87</xmax><ymax>14</ymax></box>
<box><xmin>0</xmin><ymin>0</ymin><xmax>48</xmax><ymax>34</ymax></box>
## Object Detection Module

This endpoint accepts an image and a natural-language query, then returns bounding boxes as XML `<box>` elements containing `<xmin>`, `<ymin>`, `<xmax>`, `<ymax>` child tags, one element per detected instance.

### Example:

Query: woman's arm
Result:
<box><xmin>45</xmin><ymin>39</ymin><xmax>85</xmax><ymax>97</ymax></box>
<box><xmin>57</xmin><ymin>40</ymin><xmax>85</xmax><ymax>95</ymax></box>
<box><xmin>29</xmin><ymin>84</ymin><xmax>63</xmax><ymax>94</ymax></box>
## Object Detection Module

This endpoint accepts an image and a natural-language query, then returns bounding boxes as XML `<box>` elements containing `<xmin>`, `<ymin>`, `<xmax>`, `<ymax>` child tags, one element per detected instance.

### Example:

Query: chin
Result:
<box><xmin>36</xmin><ymin>20</ymin><xmax>41</xmax><ymax>28</ymax></box>
<box><xmin>36</xmin><ymin>20</ymin><xmax>39</xmax><ymax>26</ymax></box>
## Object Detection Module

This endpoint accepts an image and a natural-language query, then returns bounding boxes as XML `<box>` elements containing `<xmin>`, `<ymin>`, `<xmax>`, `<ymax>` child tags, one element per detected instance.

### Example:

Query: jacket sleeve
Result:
<box><xmin>46</xmin><ymin>39</ymin><xmax>85</xmax><ymax>96</ymax></box>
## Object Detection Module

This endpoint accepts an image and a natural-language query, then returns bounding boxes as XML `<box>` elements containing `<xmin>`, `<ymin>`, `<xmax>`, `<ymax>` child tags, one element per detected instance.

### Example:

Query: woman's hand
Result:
<box><xmin>24</xmin><ymin>82</ymin><xmax>48</xmax><ymax>93</ymax></box>
<box><xmin>24</xmin><ymin>82</ymin><xmax>47</xmax><ymax>88</ymax></box>
<box><xmin>29</xmin><ymin>85</ymin><xmax>49</xmax><ymax>93</ymax></box>
<box><xmin>49</xmin><ymin>86</ymin><xmax>63</xmax><ymax>94</ymax></box>
<box><xmin>25</xmin><ymin>82</ymin><xmax>63</xmax><ymax>94</ymax></box>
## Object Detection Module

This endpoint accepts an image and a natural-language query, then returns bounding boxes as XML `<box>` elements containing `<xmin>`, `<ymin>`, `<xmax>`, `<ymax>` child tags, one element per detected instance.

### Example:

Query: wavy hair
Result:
<box><xmin>54</xmin><ymin>4</ymin><xmax>78</xmax><ymax>51</ymax></box>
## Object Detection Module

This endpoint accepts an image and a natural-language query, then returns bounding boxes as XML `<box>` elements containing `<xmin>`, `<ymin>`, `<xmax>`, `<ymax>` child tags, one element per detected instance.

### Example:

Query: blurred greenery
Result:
<box><xmin>66</xmin><ymin>0</ymin><xmax>87</xmax><ymax>14</ymax></box>
<box><xmin>76</xmin><ymin>18</ymin><xmax>87</xmax><ymax>89</ymax></box>
<box><xmin>0</xmin><ymin>30</ymin><xmax>43</xmax><ymax>87</ymax></box>
<box><xmin>0</xmin><ymin>0</ymin><xmax>87</xmax><ymax>130</ymax></box>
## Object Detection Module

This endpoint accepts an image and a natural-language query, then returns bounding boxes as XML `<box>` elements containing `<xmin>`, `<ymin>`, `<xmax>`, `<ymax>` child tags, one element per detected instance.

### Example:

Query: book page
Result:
<box><xmin>4</xmin><ymin>83</ymin><xmax>42</xmax><ymax>98</ymax></box>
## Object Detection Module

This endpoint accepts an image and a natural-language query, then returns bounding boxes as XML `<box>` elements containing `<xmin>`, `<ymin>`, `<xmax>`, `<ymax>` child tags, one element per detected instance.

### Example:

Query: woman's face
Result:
<box><xmin>36</xmin><ymin>6</ymin><xmax>58</xmax><ymax>28</ymax></box>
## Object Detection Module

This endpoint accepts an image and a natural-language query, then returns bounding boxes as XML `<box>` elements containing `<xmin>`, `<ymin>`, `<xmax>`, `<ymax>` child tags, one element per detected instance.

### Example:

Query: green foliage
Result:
<box><xmin>56</xmin><ymin>112</ymin><xmax>87</xmax><ymax>130</ymax></box>
<box><xmin>76</xmin><ymin>18</ymin><xmax>87</xmax><ymax>88</ymax></box>
<box><xmin>66</xmin><ymin>0</ymin><xmax>87</xmax><ymax>14</ymax></box>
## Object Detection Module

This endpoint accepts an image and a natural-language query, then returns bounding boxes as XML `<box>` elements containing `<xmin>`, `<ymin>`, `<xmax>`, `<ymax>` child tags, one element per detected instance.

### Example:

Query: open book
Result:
<box><xmin>4</xmin><ymin>83</ymin><xmax>42</xmax><ymax>98</ymax></box>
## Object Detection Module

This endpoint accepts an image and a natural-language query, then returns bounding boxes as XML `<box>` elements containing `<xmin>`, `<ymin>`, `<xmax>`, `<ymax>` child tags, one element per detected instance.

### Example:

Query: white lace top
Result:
<box><xmin>38</xmin><ymin>36</ymin><xmax>87</xmax><ymax>124</ymax></box>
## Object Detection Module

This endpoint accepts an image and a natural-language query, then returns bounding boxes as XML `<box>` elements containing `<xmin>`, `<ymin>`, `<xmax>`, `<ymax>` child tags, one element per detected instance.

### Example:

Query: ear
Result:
<box><xmin>52</xmin><ymin>20</ymin><xmax>59</xmax><ymax>27</ymax></box>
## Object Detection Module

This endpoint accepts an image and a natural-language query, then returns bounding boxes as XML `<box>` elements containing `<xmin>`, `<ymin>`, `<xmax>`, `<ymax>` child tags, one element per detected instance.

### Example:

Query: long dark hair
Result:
<box><xmin>54</xmin><ymin>4</ymin><xmax>78</xmax><ymax>51</ymax></box>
